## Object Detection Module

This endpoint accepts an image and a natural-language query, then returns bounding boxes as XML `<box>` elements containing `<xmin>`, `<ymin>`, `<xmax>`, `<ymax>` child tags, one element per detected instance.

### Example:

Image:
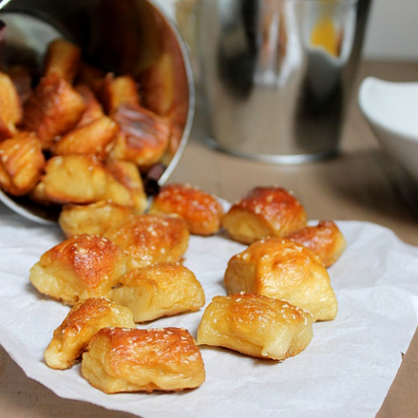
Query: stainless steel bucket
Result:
<box><xmin>197</xmin><ymin>0</ymin><xmax>372</xmax><ymax>163</ymax></box>
<box><xmin>0</xmin><ymin>0</ymin><xmax>194</xmax><ymax>223</ymax></box>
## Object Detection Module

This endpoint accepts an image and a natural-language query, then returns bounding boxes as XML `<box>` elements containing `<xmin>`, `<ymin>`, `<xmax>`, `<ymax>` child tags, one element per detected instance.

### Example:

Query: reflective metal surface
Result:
<box><xmin>0</xmin><ymin>0</ymin><xmax>194</xmax><ymax>223</ymax></box>
<box><xmin>198</xmin><ymin>0</ymin><xmax>371</xmax><ymax>163</ymax></box>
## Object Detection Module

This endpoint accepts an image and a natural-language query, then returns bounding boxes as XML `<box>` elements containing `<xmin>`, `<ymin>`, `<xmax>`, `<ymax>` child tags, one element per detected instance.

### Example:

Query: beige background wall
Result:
<box><xmin>363</xmin><ymin>0</ymin><xmax>418</xmax><ymax>60</ymax></box>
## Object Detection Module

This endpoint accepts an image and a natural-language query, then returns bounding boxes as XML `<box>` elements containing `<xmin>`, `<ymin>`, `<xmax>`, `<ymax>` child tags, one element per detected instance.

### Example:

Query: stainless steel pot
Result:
<box><xmin>197</xmin><ymin>0</ymin><xmax>372</xmax><ymax>163</ymax></box>
<box><xmin>0</xmin><ymin>0</ymin><xmax>194</xmax><ymax>224</ymax></box>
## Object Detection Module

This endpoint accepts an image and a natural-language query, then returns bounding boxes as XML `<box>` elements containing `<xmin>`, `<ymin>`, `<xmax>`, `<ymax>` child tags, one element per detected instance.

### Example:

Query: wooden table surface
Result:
<box><xmin>1</xmin><ymin>59</ymin><xmax>418</xmax><ymax>418</ymax></box>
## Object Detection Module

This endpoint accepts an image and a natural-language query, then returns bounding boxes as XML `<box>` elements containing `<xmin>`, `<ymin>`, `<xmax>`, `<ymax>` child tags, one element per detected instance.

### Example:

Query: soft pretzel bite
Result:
<box><xmin>43</xmin><ymin>39</ymin><xmax>81</xmax><ymax>83</ymax></box>
<box><xmin>224</xmin><ymin>238</ymin><xmax>338</xmax><ymax>321</ymax></box>
<box><xmin>111</xmin><ymin>262</ymin><xmax>205</xmax><ymax>322</ymax></box>
<box><xmin>23</xmin><ymin>73</ymin><xmax>86</xmax><ymax>149</ymax></box>
<box><xmin>0</xmin><ymin>131</ymin><xmax>45</xmax><ymax>196</ymax></box>
<box><xmin>39</xmin><ymin>155</ymin><xmax>132</xmax><ymax>207</ymax></box>
<box><xmin>0</xmin><ymin>71</ymin><xmax>22</xmax><ymax>140</ymax></box>
<box><xmin>139</xmin><ymin>49</ymin><xmax>188</xmax><ymax>131</ymax></box>
<box><xmin>44</xmin><ymin>297</ymin><xmax>136</xmax><ymax>370</ymax></box>
<box><xmin>286</xmin><ymin>220</ymin><xmax>347</xmax><ymax>267</ymax></box>
<box><xmin>100</xmin><ymin>74</ymin><xmax>141</xmax><ymax>114</ymax></box>
<box><xmin>81</xmin><ymin>327</ymin><xmax>206</xmax><ymax>393</ymax></box>
<box><xmin>221</xmin><ymin>187</ymin><xmax>307</xmax><ymax>244</ymax></box>
<box><xmin>139</xmin><ymin>52</ymin><xmax>174</xmax><ymax>117</ymax></box>
<box><xmin>197</xmin><ymin>293</ymin><xmax>314</xmax><ymax>360</ymax></box>
<box><xmin>109</xmin><ymin>103</ymin><xmax>171</xmax><ymax>172</ymax></box>
<box><xmin>139</xmin><ymin>48</ymin><xmax>188</xmax><ymax>165</ymax></box>
<box><xmin>58</xmin><ymin>201</ymin><xmax>133</xmax><ymax>238</ymax></box>
<box><xmin>104</xmin><ymin>214</ymin><xmax>189</xmax><ymax>269</ymax></box>
<box><xmin>51</xmin><ymin>115</ymin><xmax>118</xmax><ymax>160</ymax></box>
<box><xmin>106</xmin><ymin>159</ymin><xmax>148</xmax><ymax>214</ymax></box>
<box><xmin>149</xmin><ymin>183</ymin><xmax>224</xmax><ymax>236</ymax></box>
<box><xmin>74</xmin><ymin>83</ymin><xmax>105</xmax><ymax>127</ymax></box>
<box><xmin>29</xmin><ymin>234</ymin><xmax>129</xmax><ymax>305</ymax></box>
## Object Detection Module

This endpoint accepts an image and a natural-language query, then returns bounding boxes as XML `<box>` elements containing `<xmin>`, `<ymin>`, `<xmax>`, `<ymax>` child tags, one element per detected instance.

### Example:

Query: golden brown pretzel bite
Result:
<box><xmin>104</xmin><ymin>214</ymin><xmax>189</xmax><ymax>269</ymax></box>
<box><xmin>38</xmin><ymin>155</ymin><xmax>133</xmax><ymax>207</ymax></box>
<box><xmin>58</xmin><ymin>201</ymin><xmax>133</xmax><ymax>238</ymax></box>
<box><xmin>222</xmin><ymin>187</ymin><xmax>307</xmax><ymax>244</ymax></box>
<box><xmin>0</xmin><ymin>71</ymin><xmax>22</xmax><ymax>140</ymax></box>
<box><xmin>286</xmin><ymin>220</ymin><xmax>346</xmax><ymax>267</ymax></box>
<box><xmin>110</xmin><ymin>103</ymin><xmax>171</xmax><ymax>172</ymax></box>
<box><xmin>23</xmin><ymin>73</ymin><xmax>86</xmax><ymax>149</ymax></box>
<box><xmin>0</xmin><ymin>131</ymin><xmax>45</xmax><ymax>196</ymax></box>
<box><xmin>44</xmin><ymin>297</ymin><xmax>136</xmax><ymax>370</ymax></box>
<box><xmin>29</xmin><ymin>234</ymin><xmax>129</xmax><ymax>305</ymax></box>
<box><xmin>51</xmin><ymin>115</ymin><xmax>118</xmax><ymax>160</ymax></box>
<box><xmin>81</xmin><ymin>327</ymin><xmax>206</xmax><ymax>393</ymax></box>
<box><xmin>197</xmin><ymin>293</ymin><xmax>314</xmax><ymax>360</ymax></box>
<box><xmin>149</xmin><ymin>183</ymin><xmax>224</xmax><ymax>236</ymax></box>
<box><xmin>224</xmin><ymin>238</ymin><xmax>338</xmax><ymax>321</ymax></box>
<box><xmin>105</xmin><ymin>159</ymin><xmax>148</xmax><ymax>214</ymax></box>
<box><xmin>99</xmin><ymin>74</ymin><xmax>141</xmax><ymax>114</ymax></box>
<box><xmin>111</xmin><ymin>262</ymin><xmax>205</xmax><ymax>322</ymax></box>
<box><xmin>43</xmin><ymin>39</ymin><xmax>81</xmax><ymax>83</ymax></box>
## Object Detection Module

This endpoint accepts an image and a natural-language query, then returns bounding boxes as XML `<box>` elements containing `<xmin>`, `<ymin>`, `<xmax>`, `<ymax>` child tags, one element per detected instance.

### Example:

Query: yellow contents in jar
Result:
<box><xmin>311</xmin><ymin>17</ymin><xmax>339</xmax><ymax>56</ymax></box>
<box><xmin>310</xmin><ymin>0</ymin><xmax>340</xmax><ymax>57</ymax></box>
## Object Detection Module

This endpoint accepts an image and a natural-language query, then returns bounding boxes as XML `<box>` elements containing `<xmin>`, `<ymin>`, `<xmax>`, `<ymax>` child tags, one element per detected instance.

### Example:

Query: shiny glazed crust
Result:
<box><xmin>197</xmin><ymin>293</ymin><xmax>314</xmax><ymax>360</ymax></box>
<box><xmin>0</xmin><ymin>71</ymin><xmax>22</xmax><ymax>140</ymax></box>
<box><xmin>51</xmin><ymin>115</ymin><xmax>118</xmax><ymax>160</ymax></box>
<box><xmin>224</xmin><ymin>238</ymin><xmax>338</xmax><ymax>321</ymax></box>
<box><xmin>99</xmin><ymin>74</ymin><xmax>141</xmax><ymax>114</ymax></box>
<box><xmin>286</xmin><ymin>220</ymin><xmax>347</xmax><ymax>267</ymax></box>
<box><xmin>110</xmin><ymin>103</ymin><xmax>171</xmax><ymax>172</ymax></box>
<box><xmin>104</xmin><ymin>214</ymin><xmax>189</xmax><ymax>269</ymax></box>
<box><xmin>44</xmin><ymin>297</ymin><xmax>136</xmax><ymax>370</ymax></box>
<box><xmin>43</xmin><ymin>39</ymin><xmax>82</xmax><ymax>83</ymax></box>
<box><xmin>29</xmin><ymin>234</ymin><xmax>128</xmax><ymax>305</ymax></box>
<box><xmin>111</xmin><ymin>262</ymin><xmax>205</xmax><ymax>322</ymax></box>
<box><xmin>105</xmin><ymin>159</ymin><xmax>148</xmax><ymax>214</ymax></box>
<box><xmin>0</xmin><ymin>132</ymin><xmax>45</xmax><ymax>196</ymax></box>
<box><xmin>81</xmin><ymin>327</ymin><xmax>206</xmax><ymax>393</ymax></box>
<box><xmin>23</xmin><ymin>73</ymin><xmax>86</xmax><ymax>149</ymax></box>
<box><xmin>149</xmin><ymin>183</ymin><xmax>224</xmax><ymax>236</ymax></box>
<box><xmin>222</xmin><ymin>187</ymin><xmax>307</xmax><ymax>244</ymax></box>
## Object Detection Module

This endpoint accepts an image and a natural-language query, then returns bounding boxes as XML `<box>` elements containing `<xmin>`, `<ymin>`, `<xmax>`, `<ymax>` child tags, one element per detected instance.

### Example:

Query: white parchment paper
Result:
<box><xmin>0</xmin><ymin>204</ymin><xmax>418</xmax><ymax>418</ymax></box>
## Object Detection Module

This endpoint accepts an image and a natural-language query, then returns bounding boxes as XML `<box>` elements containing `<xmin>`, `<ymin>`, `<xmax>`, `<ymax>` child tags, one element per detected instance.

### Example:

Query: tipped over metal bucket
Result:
<box><xmin>0</xmin><ymin>0</ymin><xmax>194</xmax><ymax>224</ymax></box>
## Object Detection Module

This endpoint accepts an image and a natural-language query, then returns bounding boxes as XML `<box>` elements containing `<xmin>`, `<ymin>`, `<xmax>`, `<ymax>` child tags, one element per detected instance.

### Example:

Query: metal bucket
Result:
<box><xmin>0</xmin><ymin>0</ymin><xmax>194</xmax><ymax>223</ymax></box>
<box><xmin>197</xmin><ymin>0</ymin><xmax>372</xmax><ymax>163</ymax></box>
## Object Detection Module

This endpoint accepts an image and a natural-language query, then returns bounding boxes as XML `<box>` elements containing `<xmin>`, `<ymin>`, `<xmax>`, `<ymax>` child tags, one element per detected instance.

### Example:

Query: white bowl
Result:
<box><xmin>358</xmin><ymin>77</ymin><xmax>418</xmax><ymax>182</ymax></box>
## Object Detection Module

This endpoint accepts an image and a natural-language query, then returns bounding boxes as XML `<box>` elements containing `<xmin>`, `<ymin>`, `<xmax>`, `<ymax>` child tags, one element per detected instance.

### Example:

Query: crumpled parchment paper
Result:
<box><xmin>0</xmin><ymin>205</ymin><xmax>417</xmax><ymax>418</ymax></box>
